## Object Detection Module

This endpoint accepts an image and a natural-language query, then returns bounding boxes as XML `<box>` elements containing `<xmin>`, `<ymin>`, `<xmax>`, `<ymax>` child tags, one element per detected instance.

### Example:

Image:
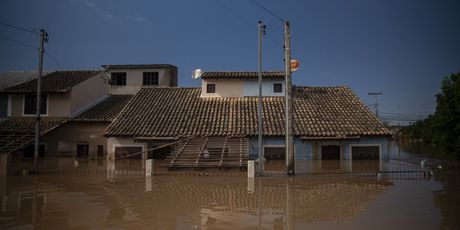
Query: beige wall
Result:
<box><xmin>108</xmin><ymin>68</ymin><xmax>173</xmax><ymax>95</ymax></box>
<box><xmin>107</xmin><ymin>137</ymin><xmax>147</xmax><ymax>160</ymax></box>
<box><xmin>40</xmin><ymin>122</ymin><xmax>108</xmax><ymax>158</ymax></box>
<box><xmin>10</xmin><ymin>93</ymin><xmax>71</xmax><ymax>117</ymax></box>
<box><xmin>70</xmin><ymin>73</ymin><xmax>108</xmax><ymax>115</ymax></box>
<box><xmin>201</xmin><ymin>79</ymin><xmax>244</xmax><ymax>97</ymax></box>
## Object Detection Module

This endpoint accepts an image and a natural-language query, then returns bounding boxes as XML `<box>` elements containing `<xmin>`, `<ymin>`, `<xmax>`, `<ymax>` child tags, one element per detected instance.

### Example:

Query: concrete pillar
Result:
<box><xmin>145</xmin><ymin>159</ymin><xmax>154</xmax><ymax>176</ymax></box>
<box><xmin>248</xmin><ymin>160</ymin><xmax>255</xmax><ymax>178</ymax></box>
<box><xmin>247</xmin><ymin>177</ymin><xmax>255</xmax><ymax>193</ymax></box>
<box><xmin>1</xmin><ymin>155</ymin><xmax>9</xmax><ymax>176</ymax></box>
<box><xmin>145</xmin><ymin>176</ymin><xmax>152</xmax><ymax>192</ymax></box>
<box><xmin>106</xmin><ymin>159</ymin><xmax>115</xmax><ymax>180</ymax></box>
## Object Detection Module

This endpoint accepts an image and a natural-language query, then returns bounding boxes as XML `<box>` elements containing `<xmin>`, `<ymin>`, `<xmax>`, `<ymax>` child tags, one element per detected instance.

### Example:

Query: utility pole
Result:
<box><xmin>368</xmin><ymin>92</ymin><xmax>383</xmax><ymax>118</ymax></box>
<box><xmin>34</xmin><ymin>29</ymin><xmax>48</xmax><ymax>172</ymax></box>
<box><xmin>258</xmin><ymin>21</ymin><xmax>266</xmax><ymax>175</ymax></box>
<box><xmin>284</xmin><ymin>21</ymin><xmax>294</xmax><ymax>176</ymax></box>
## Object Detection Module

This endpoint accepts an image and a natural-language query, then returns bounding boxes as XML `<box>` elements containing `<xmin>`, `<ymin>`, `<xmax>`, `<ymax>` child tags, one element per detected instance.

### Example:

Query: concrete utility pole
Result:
<box><xmin>258</xmin><ymin>21</ymin><xmax>266</xmax><ymax>174</ymax></box>
<box><xmin>368</xmin><ymin>92</ymin><xmax>383</xmax><ymax>118</ymax></box>
<box><xmin>284</xmin><ymin>21</ymin><xmax>294</xmax><ymax>176</ymax></box>
<box><xmin>34</xmin><ymin>29</ymin><xmax>48</xmax><ymax>172</ymax></box>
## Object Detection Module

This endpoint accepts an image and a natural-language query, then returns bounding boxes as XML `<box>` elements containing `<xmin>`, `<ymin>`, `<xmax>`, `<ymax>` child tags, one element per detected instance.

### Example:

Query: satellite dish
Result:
<box><xmin>192</xmin><ymin>69</ymin><xmax>203</xmax><ymax>79</ymax></box>
<box><xmin>291</xmin><ymin>60</ymin><xmax>300</xmax><ymax>72</ymax></box>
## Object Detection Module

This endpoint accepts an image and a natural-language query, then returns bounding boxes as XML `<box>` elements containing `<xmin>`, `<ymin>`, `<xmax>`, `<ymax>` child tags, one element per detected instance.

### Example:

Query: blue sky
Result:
<box><xmin>1</xmin><ymin>0</ymin><xmax>459</xmax><ymax>124</ymax></box>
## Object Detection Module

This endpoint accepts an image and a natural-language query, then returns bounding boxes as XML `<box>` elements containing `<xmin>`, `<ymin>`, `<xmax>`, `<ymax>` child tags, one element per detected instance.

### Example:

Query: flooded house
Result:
<box><xmin>105</xmin><ymin>71</ymin><xmax>392</xmax><ymax>173</ymax></box>
<box><xmin>0</xmin><ymin>70</ymin><xmax>107</xmax><ymax>158</ymax></box>
<box><xmin>0</xmin><ymin>64</ymin><xmax>178</xmax><ymax>160</ymax></box>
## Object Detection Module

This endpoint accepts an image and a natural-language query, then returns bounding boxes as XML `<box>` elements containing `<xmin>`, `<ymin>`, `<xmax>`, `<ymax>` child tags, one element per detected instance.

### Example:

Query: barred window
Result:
<box><xmin>206</xmin><ymin>84</ymin><xmax>216</xmax><ymax>93</ymax></box>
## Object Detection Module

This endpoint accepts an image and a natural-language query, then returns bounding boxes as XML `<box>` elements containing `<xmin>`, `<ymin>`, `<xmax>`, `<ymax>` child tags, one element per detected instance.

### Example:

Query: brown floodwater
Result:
<box><xmin>0</xmin><ymin>159</ymin><xmax>459</xmax><ymax>230</ymax></box>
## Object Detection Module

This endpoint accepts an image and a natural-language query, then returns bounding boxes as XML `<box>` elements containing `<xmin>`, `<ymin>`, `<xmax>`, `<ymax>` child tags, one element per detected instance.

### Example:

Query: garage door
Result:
<box><xmin>115</xmin><ymin>146</ymin><xmax>142</xmax><ymax>159</ymax></box>
<box><xmin>352</xmin><ymin>146</ymin><xmax>379</xmax><ymax>160</ymax></box>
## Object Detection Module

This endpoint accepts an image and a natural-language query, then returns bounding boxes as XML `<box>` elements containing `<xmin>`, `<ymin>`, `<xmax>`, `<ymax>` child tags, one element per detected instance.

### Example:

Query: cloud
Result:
<box><xmin>83</xmin><ymin>0</ymin><xmax>95</xmax><ymax>7</ymax></box>
<box><xmin>106</xmin><ymin>13</ymin><xmax>113</xmax><ymax>19</ymax></box>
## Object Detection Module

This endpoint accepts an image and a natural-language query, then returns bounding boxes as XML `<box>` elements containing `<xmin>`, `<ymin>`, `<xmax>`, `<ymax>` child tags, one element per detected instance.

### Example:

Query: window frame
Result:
<box><xmin>23</xmin><ymin>94</ymin><xmax>48</xmax><ymax>116</ymax></box>
<box><xmin>206</xmin><ymin>84</ymin><xmax>216</xmax><ymax>93</ymax></box>
<box><xmin>273</xmin><ymin>83</ymin><xmax>283</xmax><ymax>93</ymax></box>
<box><xmin>110</xmin><ymin>72</ymin><xmax>127</xmax><ymax>86</ymax></box>
<box><xmin>143</xmin><ymin>72</ymin><xmax>159</xmax><ymax>86</ymax></box>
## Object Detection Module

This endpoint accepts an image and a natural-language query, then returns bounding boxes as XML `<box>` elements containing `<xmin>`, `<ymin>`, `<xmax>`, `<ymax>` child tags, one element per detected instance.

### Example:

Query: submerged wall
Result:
<box><xmin>40</xmin><ymin>122</ymin><xmax>108</xmax><ymax>158</ymax></box>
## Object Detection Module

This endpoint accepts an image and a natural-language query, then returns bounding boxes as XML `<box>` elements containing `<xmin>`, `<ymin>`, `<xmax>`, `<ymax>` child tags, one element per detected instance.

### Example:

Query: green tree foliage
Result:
<box><xmin>402</xmin><ymin>72</ymin><xmax>460</xmax><ymax>159</ymax></box>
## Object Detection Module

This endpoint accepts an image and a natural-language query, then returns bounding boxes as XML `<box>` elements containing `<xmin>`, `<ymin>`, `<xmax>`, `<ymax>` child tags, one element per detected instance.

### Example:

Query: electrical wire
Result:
<box><xmin>249</xmin><ymin>0</ymin><xmax>285</xmax><ymax>22</ymax></box>
<box><xmin>0</xmin><ymin>22</ymin><xmax>38</xmax><ymax>35</ymax></box>
<box><xmin>212</xmin><ymin>0</ymin><xmax>283</xmax><ymax>47</ymax></box>
<box><xmin>215</xmin><ymin>0</ymin><xmax>255</xmax><ymax>30</ymax></box>
<box><xmin>0</xmin><ymin>35</ymin><xmax>37</xmax><ymax>50</ymax></box>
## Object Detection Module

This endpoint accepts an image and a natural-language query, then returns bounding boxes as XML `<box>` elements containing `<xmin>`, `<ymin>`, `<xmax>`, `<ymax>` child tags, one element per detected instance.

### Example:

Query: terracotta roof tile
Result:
<box><xmin>3</xmin><ymin>70</ymin><xmax>101</xmax><ymax>93</ymax></box>
<box><xmin>0</xmin><ymin>117</ymin><xmax>67</xmax><ymax>154</ymax></box>
<box><xmin>0</xmin><ymin>117</ymin><xmax>67</xmax><ymax>134</ymax></box>
<box><xmin>71</xmin><ymin>95</ymin><xmax>132</xmax><ymax>122</ymax></box>
<box><xmin>106</xmin><ymin>87</ymin><xmax>391</xmax><ymax>138</ymax></box>
<box><xmin>0</xmin><ymin>71</ymin><xmax>53</xmax><ymax>91</ymax></box>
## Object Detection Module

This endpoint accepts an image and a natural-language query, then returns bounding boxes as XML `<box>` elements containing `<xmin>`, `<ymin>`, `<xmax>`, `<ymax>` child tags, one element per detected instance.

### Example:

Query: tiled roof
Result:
<box><xmin>0</xmin><ymin>117</ymin><xmax>67</xmax><ymax>154</ymax></box>
<box><xmin>201</xmin><ymin>71</ymin><xmax>284</xmax><ymax>79</ymax></box>
<box><xmin>0</xmin><ymin>71</ymin><xmax>53</xmax><ymax>91</ymax></box>
<box><xmin>102</xmin><ymin>64</ymin><xmax>177</xmax><ymax>69</ymax></box>
<box><xmin>2</xmin><ymin>70</ymin><xmax>101</xmax><ymax>93</ymax></box>
<box><xmin>106</xmin><ymin>87</ymin><xmax>391</xmax><ymax>138</ymax></box>
<box><xmin>0</xmin><ymin>117</ymin><xmax>66</xmax><ymax>134</ymax></box>
<box><xmin>71</xmin><ymin>95</ymin><xmax>132</xmax><ymax>122</ymax></box>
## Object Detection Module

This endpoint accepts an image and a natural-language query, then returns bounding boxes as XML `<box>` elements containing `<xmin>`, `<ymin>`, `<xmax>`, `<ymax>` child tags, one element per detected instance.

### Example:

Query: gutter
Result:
<box><xmin>300</xmin><ymin>136</ymin><xmax>361</xmax><ymax>141</ymax></box>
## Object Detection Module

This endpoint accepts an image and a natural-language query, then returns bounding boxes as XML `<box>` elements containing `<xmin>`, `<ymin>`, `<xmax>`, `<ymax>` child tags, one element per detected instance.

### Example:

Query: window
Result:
<box><xmin>143</xmin><ymin>72</ymin><xmax>159</xmax><ymax>86</ymax></box>
<box><xmin>76</xmin><ymin>144</ymin><xmax>89</xmax><ymax>158</ymax></box>
<box><xmin>273</xmin><ymin>83</ymin><xmax>283</xmax><ymax>93</ymax></box>
<box><xmin>110</xmin><ymin>72</ymin><xmax>126</xmax><ymax>86</ymax></box>
<box><xmin>24</xmin><ymin>95</ymin><xmax>47</xmax><ymax>115</ymax></box>
<box><xmin>206</xmin><ymin>84</ymin><xmax>216</xmax><ymax>93</ymax></box>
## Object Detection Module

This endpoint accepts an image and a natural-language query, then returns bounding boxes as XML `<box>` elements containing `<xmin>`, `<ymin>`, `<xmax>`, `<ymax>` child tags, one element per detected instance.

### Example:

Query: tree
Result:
<box><xmin>401</xmin><ymin>72</ymin><xmax>460</xmax><ymax>159</ymax></box>
<box><xmin>432</xmin><ymin>72</ymin><xmax>460</xmax><ymax>158</ymax></box>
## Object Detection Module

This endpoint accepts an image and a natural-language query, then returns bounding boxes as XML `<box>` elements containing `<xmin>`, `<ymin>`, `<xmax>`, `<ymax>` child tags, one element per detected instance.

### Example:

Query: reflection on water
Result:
<box><xmin>1</xmin><ymin>156</ymin><xmax>459</xmax><ymax>229</ymax></box>
<box><xmin>0</xmin><ymin>174</ymin><xmax>392</xmax><ymax>230</ymax></box>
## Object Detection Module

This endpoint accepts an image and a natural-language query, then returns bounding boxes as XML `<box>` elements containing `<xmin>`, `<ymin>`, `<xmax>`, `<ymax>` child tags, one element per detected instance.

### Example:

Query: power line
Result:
<box><xmin>45</xmin><ymin>52</ymin><xmax>62</xmax><ymax>69</ymax></box>
<box><xmin>0</xmin><ymin>22</ymin><xmax>38</xmax><ymax>35</ymax></box>
<box><xmin>216</xmin><ymin>0</ymin><xmax>255</xmax><ymax>30</ymax></box>
<box><xmin>249</xmin><ymin>0</ymin><xmax>285</xmax><ymax>22</ymax></box>
<box><xmin>212</xmin><ymin>0</ymin><xmax>283</xmax><ymax>47</ymax></box>
<box><xmin>0</xmin><ymin>35</ymin><xmax>37</xmax><ymax>50</ymax></box>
